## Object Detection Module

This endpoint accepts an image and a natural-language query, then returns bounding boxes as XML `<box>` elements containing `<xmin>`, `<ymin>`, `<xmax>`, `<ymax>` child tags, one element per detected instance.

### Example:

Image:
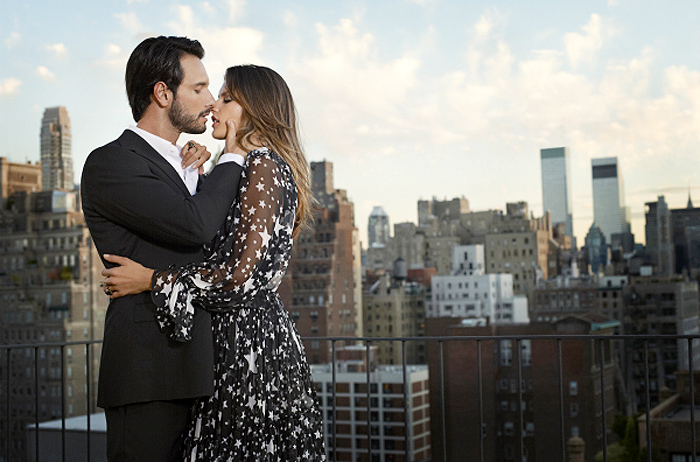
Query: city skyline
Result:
<box><xmin>2</xmin><ymin>1</ymin><xmax>700</xmax><ymax>245</ymax></box>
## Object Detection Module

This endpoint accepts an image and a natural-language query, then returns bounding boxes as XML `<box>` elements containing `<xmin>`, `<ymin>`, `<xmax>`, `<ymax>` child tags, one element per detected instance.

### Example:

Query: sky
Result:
<box><xmin>2</xmin><ymin>0</ymin><xmax>700</xmax><ymax>247</ymax></box>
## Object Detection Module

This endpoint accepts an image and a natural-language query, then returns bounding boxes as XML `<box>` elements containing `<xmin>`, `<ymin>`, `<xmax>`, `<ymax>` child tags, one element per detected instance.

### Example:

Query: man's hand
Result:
<box><xmin>181</xmin><ymin>141</ymin><xmax>211</xmax><ymax>174</ymax></box>
<box><xmin>223</xmin><ymin>120</ymin><xmax>248</xmax><ymax>160</ymax></box>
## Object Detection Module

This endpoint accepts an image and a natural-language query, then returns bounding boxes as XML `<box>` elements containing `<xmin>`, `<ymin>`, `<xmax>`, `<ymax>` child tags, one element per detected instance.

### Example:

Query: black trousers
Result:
<box><xmin>105</xmin><ymin>399</ymin><xmax>193</xmax><ymax>462</ymax></box>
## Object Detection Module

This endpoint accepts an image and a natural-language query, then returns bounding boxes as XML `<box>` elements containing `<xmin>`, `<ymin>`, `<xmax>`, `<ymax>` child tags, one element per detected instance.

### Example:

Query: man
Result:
<box><xmin>81</xmin><ymin>36</ymin><xmax>243</xmax><ymax>461</ymax></box>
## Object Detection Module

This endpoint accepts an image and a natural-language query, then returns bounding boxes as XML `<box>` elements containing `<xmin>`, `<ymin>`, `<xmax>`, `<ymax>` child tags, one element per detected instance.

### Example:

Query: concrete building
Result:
<box><xmin>541</xmin><ymin>147</ymin><xmax>574</xmax><ymax>245</ymax></box>
<box><xmin>584</xmin><ymin>223</ymin><xmax>608</xmax><ymax>274</ymax></box>
<box><xmin>40</xmin><ymin>107</ymin><xmax>73</xmax><ymax>191</ymax></box>
<box><xmin>428</xmin><ymin>245</ymin><xmax>529</xmax><ymax>323</ymax></box>
<box><xmin>623</xmin><ymin>276</ymin><xmax>700</xmax><ymax>408</ymax></box>
<box><xmin>484</xmin><ymin>205</ymin><xmax>552</xmax><ymax>294</ymax></box>
<box><xmin>0</xmin><ymin>157</ymin><xmax>42</xmax><ymax>199</ymax></box>
<box><xmin>591</xmin><ymin>157</ymin><xmax>630</xmax><ymax>244</ymax></box>
<box><xmin>367</xmin><ymin>206</ymin><xmax>390</xmax><ymax>248</ymax></box>
<box><xmin>363</xmin><ymin>265</ymin><xmax>427</xmax><ymax>365</ymax></box>
<box><xmin>283</xmin><ymin>160</ymin><xmax>363</xmax><ymax>364</ymax></box>
<box><xmin>418</xmin><ymin>196</ymin><xmax>469</xmax><ymax>226</ymax></box>
<box><xmin>670</xmin><ymin>196</ymin><xmax>700</xmax><ymax>276</ymax></box>
<box><xmin>0</xmin><ymin>190</ymin><xmax>107</xmax><ymax>461</ymax></box>
<box><xmin>638</xmin><ymin>370</ymin><xmax>700</xmax><ymax>462</ymax></box>
<box><xmin>645</xmin><ymin>196</ymin><xmax>674</xmax><ymax>276</ymax></box>
<box><xmin>427</xmin><ymin>314</ymin><xmax>621</xmax><ymax>462</ymax></box>
<box><xmin>312</xmin><ymin>350</ymin><xmax>431</xmax><ymax>462</ymax></box>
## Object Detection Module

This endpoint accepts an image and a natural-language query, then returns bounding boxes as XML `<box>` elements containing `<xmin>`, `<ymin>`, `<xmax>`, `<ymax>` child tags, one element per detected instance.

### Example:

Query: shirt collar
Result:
<box><xmin>127</xmin><ymin>125</ymin><xmax>182</xmax><ymax>157</ymax></box>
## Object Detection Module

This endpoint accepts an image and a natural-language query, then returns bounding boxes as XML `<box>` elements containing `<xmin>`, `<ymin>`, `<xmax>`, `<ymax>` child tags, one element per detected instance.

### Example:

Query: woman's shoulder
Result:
<box><xmin>246</xmin><ymin>147</ymin><xmax>290</xmax><ymax>174</ymax></box>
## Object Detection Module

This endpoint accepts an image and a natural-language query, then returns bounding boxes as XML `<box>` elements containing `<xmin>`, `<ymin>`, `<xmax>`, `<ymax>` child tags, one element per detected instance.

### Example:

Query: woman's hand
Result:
<box><xmin>181</xmin><ymin>140</ymin><xmax>211</xmax><ymax>174</ymax></box>
<box><xmin>101</xmin><ymin>254</ymin><xmax>155</xmax><ymax>299</ymax></box>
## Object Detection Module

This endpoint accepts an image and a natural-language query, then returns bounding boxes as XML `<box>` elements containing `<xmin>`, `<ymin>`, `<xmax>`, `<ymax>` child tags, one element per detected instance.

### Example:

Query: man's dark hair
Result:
<box><xmin>125</xmin><ymin>36</ymin><xmax>205</xmax><ymax>122</ymax></box>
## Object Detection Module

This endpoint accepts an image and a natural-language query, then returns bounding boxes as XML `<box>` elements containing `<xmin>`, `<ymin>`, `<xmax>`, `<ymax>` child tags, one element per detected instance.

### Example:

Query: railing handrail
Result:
<box><xmin>2</xmin><ymin>333</ymin><xmax>699</xmax><ymax>350</ymax></box>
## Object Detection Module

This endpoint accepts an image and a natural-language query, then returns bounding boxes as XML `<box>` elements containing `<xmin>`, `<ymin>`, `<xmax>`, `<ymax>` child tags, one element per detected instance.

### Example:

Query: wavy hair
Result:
<box><xmin>223</xmin><ymin>65</ymin><xmax>311</xmax><ymax>237</ymax></box>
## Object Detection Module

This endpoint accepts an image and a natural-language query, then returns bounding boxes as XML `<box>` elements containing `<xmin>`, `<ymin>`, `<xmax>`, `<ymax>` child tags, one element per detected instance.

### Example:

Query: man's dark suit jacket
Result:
<box><xmin>81</xmin><ymin>129</ymin><xmax>242</xmax><ymax>409</ymax></box>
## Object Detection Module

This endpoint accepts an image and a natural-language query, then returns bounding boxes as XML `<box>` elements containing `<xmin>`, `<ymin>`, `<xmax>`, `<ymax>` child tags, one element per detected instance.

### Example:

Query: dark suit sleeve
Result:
<box><xmin>82</xmin><ymin>144</ymin><xmax>242</xmax><ymax>248</ymax></box>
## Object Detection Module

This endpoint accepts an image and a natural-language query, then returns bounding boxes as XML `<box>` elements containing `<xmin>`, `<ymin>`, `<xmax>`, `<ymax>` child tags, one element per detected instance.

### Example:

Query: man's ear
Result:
<box><xmin>152</xmin><ymin>81</ymin><xmax>172</xmax><ymax>108</ymax></box>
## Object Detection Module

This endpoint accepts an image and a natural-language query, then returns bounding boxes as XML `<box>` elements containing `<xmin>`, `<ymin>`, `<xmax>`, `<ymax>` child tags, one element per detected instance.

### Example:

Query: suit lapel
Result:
<box><xmin>117</xmin><ymin>130</ymin><xmax>191</xmax><ymax>196</ymax></box>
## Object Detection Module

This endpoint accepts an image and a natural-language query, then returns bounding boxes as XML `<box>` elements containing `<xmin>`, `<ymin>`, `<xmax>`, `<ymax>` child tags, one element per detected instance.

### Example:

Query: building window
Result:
<box><xmin>569</xmin><ymin>381</ymin><xmax>578</xmax><ymax>396</ymax></box>
<box><xmin>504</xmin><ymin>422</ymin><xmax>514</xmax><ymax>436</ymax></box>
<box><xmin>570</xmin><ymin>402</ymin><xmax>579</xmax><ymax>417</ymax></box>
<box><xmin>500</xmin><ymin>340</ymin><xmax>513</xmax><ymax>366</ymax></box>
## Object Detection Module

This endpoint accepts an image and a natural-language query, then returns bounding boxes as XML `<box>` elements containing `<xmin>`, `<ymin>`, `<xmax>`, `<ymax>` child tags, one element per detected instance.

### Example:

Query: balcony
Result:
<box><xmin>1</xmin><ymin>334</ymin><xmax>699</xmax><ymax>461</ymax></box>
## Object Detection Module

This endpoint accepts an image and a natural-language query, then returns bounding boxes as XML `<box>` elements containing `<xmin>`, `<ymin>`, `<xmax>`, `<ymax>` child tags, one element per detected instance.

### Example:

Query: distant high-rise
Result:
<box><xmin>540</xmin><ymin>147</ymin><xmax>574</xmax><ymax>244</ymax></box>
<box><xmin>591</xmin><ymin>157</ymin><xmax>630</xmax><ymax>243</ymax></box>
<box><xmin>367</xmin><ymin>206</ymin><xmax>390</xmax><ymax>248</ymax></box>
<box><xmin>40</xmin><ymin>106</ymin><xmax>73</xmax><ymax>191</ymax></box>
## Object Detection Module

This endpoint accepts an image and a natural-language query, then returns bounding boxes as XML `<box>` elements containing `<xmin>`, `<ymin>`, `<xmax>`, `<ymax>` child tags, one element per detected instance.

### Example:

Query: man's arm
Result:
<box><xmin>82</xmin><ymin>144</ymin><xmax>242</xmax><ymax>248</ymax></box>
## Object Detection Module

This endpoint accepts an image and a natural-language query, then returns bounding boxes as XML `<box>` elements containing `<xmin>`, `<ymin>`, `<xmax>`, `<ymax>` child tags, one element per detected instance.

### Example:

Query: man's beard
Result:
<box><xmin>168</xmin><ymin>98</ymin><xmax>208</xmax><ymax>134</ymax></box>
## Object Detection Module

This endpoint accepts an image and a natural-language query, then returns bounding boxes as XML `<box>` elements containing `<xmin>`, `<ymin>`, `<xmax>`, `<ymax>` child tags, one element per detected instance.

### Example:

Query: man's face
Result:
<box><xmin>168</xmin><ymin>54</ymin><xmax>214</xmax><ymax>134</ymax></box>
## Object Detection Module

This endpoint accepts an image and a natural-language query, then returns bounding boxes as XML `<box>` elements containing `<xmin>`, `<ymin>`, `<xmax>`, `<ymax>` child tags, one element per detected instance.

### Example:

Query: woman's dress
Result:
<box><xmin>151</xmin><ymin>148</ymin><xmax>326</xmax><ymax>461</ymax></box>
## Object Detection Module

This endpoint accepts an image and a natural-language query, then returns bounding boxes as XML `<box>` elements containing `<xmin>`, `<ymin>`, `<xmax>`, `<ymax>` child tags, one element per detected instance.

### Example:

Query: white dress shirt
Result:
<box><xmin>128</xmin><ymin>126</ymin><xmax>245</xmax><ymax>195</ymax></box>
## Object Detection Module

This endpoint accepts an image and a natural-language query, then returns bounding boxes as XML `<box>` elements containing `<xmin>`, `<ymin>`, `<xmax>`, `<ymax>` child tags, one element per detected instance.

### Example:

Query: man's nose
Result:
<box><xmin>205</xmin><ymin>89</ymin><xmax>215</xmax><ymax>108</ymax></box>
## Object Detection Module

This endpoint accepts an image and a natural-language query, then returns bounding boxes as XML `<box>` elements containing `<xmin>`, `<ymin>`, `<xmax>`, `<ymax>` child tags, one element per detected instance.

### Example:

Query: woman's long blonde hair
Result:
<box><xmin>224</xmin><ymin>65</ymin><xmax>311</xmax><ymax>237</ymax></box>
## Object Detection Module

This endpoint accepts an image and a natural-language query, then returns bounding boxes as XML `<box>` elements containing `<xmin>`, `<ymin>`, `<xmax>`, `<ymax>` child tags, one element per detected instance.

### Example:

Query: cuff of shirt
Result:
<box><xmin>218</xmin><ymin>153</ymin><xmax>245</xmax><ymax>166</ymax></box>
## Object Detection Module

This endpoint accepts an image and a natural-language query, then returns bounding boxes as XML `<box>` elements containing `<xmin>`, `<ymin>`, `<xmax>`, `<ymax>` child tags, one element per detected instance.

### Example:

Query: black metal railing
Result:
<box><xmin>2</xmin><ymin>334</ymin><xmax>699</xmax><ymax>462</ymax></box>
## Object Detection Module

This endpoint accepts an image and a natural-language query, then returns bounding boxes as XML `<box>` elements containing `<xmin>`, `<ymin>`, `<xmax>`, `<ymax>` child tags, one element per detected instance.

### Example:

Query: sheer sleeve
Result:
<box><xmin>152</xmin><ymin>148</ymin><xmax>297</xmax><ymax>342</ymax></box>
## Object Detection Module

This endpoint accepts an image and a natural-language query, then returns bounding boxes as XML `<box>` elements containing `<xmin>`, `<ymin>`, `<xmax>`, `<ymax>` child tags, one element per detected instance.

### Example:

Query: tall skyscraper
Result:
<box><xmin>591</xmin><ymin>157</ymin><xmax>630</xmax><ymax>243</ymax></box>
<box><xmin>367</xmin><ymin>206</ymin><xmax>390</xmax><ymax>248</ymax></box>
<box><xmin>540</xmin><ymin>147</ymin><xmax>574</xmax><ymax>244</ymax></box>
<box><xmin>40</xmin><ymin>106</ymin><xmax>73</xmax><ymax>191</ymax></box>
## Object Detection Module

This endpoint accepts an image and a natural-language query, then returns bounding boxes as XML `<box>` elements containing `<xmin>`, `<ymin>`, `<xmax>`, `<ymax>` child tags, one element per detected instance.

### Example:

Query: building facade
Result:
<box><xmin>0</xmin><ymin>157</ymin><xmax>42</xmax><ymax>199</ymax></box>
<box><xmin>283</xmin><ymin>160</ymin><xmax>363</xmax><ymax>364</ymax></box>
<box><xmin>541</xmin><ymin>147</ymin><xmax>574</xmax><ymax>244</ymax></box>
<box><xmin>312</xmin><ymin>357</ymin><xmax>431</xmax><ymax>462</ymax></box>
<box><xmin>0</xmin><ymin>190</ymin><xmax>107</xmax><ymax>460</ymax></box>
<box><xmin>591</xmin><ymin>157</ymin><xmax>630</xmax><ymax>243</ymax></box>
<box><xmin>40</xmin><ymin>107</ymin><xmax>73</xmax><ymax>191</ymax></box>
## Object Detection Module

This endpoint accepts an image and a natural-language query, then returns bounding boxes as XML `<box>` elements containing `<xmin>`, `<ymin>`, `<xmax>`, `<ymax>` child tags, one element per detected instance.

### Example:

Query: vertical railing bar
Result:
<box><xmin>599</xmin><ymin>338</ymin><xmax>608</xmax><ymax>462</ymax></box>
<box><xmin>5</xmin><ymin>348</ymin><xmax>10</xmax><ymax>462</ymax></box>
<box><xmin>402</xmin><ymin>340</ymin><xmax>409</xmax><ymax>462</ymax></box>
<box><xmin>439</xmin><ymin>341</ymin><xmax>447</xmax><ymax>462</ymax></box>
<box><xmin>517</xmin><ymin>339</ymin><xmax>524</xmax><ymax>462</ymax></box>
<box><xmin>689</xmin><ymin>338</ymin><xmax>697</xmax><ymax>461</ymax></box>
<box><xmin>35</xmin><ymin>347</ymin><xmax>40</xmax><ymax>462</ymax></box>
<box><xmin>644</xmin><ymin>340</ymin><xmax>651</xmax><ymax>462</ymax></box>
<box><xmin>366</xmin><ymin>340</ymin><xmax>371</xmax><ymax>458</ymax></box>
<box><xmin>86</xmin><ymin>343</ymin><xmax>91</xmax><ymax>461</ymax></box>
<box><xmin>331</xmin><ymin>340</ymin><xmax>337</xmax><ymax>462</ymax></box>
<box><xmin>558</xmin><ymin>339</ymin><xmax>566</xmax><ymax>462</ymax></box>
<box><xmin>477</xmin><ymin>339</ymin><xmax>484</xmax><ymax>462</ymax></box>
<box><xmin>61</xmin><ymin>344</ymin><xmax>66</xmax><ymax>461</ymax></box>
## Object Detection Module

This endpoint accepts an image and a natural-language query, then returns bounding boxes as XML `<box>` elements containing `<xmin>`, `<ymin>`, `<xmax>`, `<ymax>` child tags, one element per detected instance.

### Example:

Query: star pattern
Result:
<box><xmin>151</xmin><ymin>149</ymin><xmax>325</xmax><ymax>461</ymax></box>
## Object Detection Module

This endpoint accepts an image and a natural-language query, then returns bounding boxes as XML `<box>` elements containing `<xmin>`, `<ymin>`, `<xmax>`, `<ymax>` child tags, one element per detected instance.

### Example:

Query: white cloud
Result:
<box><xmin>228</xmin><ymin>0</ymin><xmax>246</xmax><ymax>22</ymax></box>
<box><xmin>5</xmin><ymin>32</ymin><xmax>20</xmax><ymax>48</ymax></box>
<box><xmin>287</xmin><ymin>18</ymin><xmax>421</xmax><ymax>155</ymax></box>
<box><xmin>564</xmin><ymin>14</ymin><xmax>618</xmax><ymax>69</ymax></box>
<box><xmin>36</xmin><ymin>66</ymin><xmax>55</xmax><ymax>82</ymax></box>
<box><xmin>0</xmin><ymin>78</ymin><xmax>21</xmax><ymax>96</ymax></box>
<box><xmin>46</xmin><ymin>43</ymin><xmax>67</xmax><ymax>59</ymax></box>
<box><xmin>96</xmin><ymin>43</ymin><xmax>128</xmax><ymax>69</ymax></box>
<box><xmin>114</xmin><ymin>11</ymin><xmax>145</xmax><ymax>37</ymax></box>
<box><xmin>165</xmin><ymin>5</ymin><xmax>264</xmax><ymax>87</ymax></box>
<box><xmin>474</xmin><ymin>15</ymin><xmax>493</xmax><ymax>42</ymax></box>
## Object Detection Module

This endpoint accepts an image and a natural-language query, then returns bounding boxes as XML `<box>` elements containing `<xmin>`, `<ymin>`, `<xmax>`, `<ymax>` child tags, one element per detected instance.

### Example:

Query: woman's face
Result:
<box><xmin>211</xmin><ymin>83</ymin><xmax>246</xmax><ymax>140</ymax></box>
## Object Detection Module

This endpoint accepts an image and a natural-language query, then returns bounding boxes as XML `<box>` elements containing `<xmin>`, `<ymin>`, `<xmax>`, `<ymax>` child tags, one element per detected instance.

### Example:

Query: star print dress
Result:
<box><xmin>151</xmin><ymin>148</ymin><xmax>326</xmax><ymax>461</ymax></box>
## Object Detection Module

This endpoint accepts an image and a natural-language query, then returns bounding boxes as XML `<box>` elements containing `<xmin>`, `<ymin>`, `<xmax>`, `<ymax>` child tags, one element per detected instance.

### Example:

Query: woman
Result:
<box><xmin>102</xmin><ymin>65</ymin><xmax>326</xmax><ymax>461</ymax></box>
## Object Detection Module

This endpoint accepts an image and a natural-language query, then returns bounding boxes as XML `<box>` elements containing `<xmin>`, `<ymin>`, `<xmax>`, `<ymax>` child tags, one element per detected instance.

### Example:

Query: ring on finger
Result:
<box><xmin>188</xmin><ymin>141</ymin><xmax>196</xmax><ymax>150</ymax></box>
<box><xmin>104</xmin><ymin>287</ymin><xmax>113</xmax><ymax>296</ymax></box>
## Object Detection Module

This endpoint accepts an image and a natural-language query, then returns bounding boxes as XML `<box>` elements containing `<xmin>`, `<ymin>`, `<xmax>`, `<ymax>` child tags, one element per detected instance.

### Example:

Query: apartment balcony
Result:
<box><xmin>1</xmin><ymin>334</ymin><xmax>699</xmax><ymax>461</ymax></box>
